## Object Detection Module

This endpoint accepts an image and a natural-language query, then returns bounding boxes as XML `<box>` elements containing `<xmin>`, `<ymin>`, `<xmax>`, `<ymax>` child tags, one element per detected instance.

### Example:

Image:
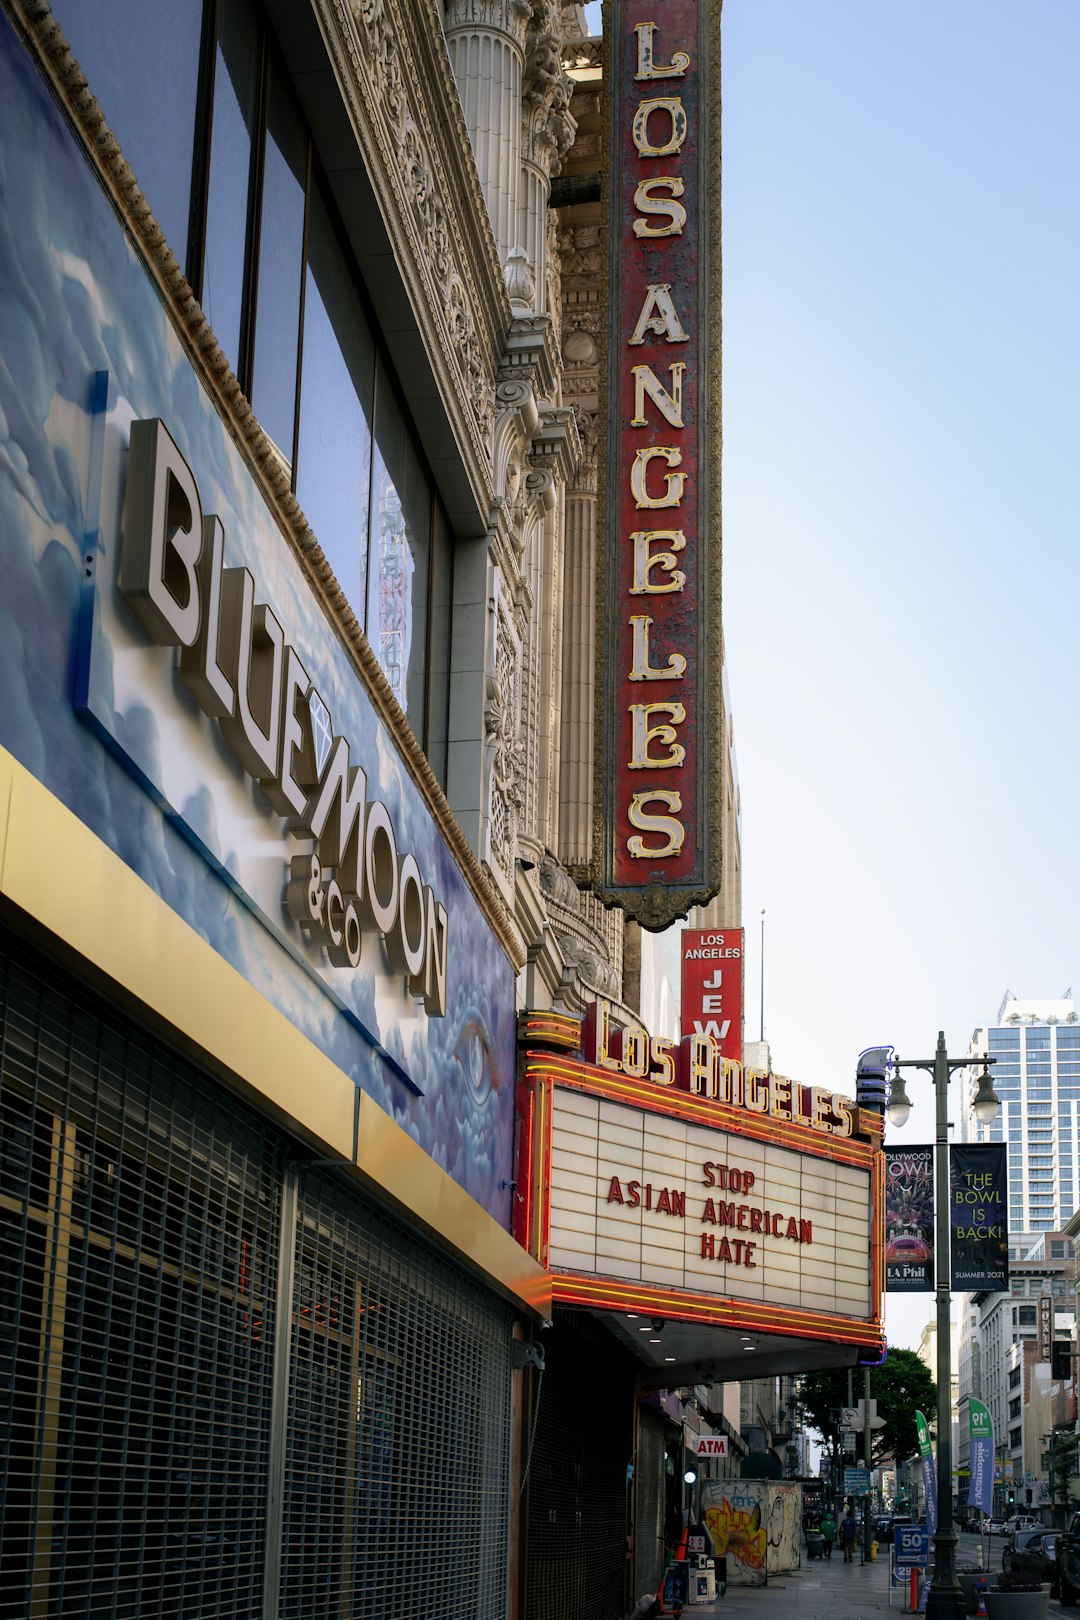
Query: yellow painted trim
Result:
<box><xmin>354</xmin><ymin>1093</ymin><xmax>552</xmax><ymax>1320</ymax></box>
<box><xmin>0</xmin><ymin>745</ymin><xmax>549</xmax><ymax>1318</ymax></box>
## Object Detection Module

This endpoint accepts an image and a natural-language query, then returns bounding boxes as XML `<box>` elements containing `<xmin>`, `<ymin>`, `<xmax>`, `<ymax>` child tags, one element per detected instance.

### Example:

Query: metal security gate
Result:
<box><xmin>524</xmin><ymin>1311</ymin><xmax>637</xmax><ymax>1620</ymax></box>
<box><xmin>0</xmin><ymin>937</ymin><xmax>281</xmax><ymax>1620</ymax></box>
<box><xmin>0</xmin><ymin>930</ymin><xmax>516</xmax><ymax>1620</ymax></box>
<box><xmin>634</xmin><ymin>1403</ymin><xmax>670</xmax><ymax>1600</ymax></box>
<box><xmin>279</xmin><ymin>1169</ymin><xmax>514</xmax><ymax>1620</ymax></box>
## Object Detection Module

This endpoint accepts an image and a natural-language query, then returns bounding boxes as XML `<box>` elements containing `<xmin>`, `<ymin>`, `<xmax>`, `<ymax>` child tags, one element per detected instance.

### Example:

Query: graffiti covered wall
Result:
<box><xmin>702</xmin><ymin>1480</ymin><xmax>803</xmax><ymax>1585</ymax></box>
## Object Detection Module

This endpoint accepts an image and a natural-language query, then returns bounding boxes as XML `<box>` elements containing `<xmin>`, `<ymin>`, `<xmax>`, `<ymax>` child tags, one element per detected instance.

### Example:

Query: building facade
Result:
<box><xmin>0</xmin><ymin>1</ymin><xmax>882</xmax><ymax>1616</ymax></box>
<box><xmin>0</xmin><ymin>1</ymin><xmax>746</xmax><ymax>1616</ymax></box>
<box><xmin>956</xmin><ymin>994</ymin><xmax>1080</xmax><ymax>1516</ymax></box>
<box><xmin>963</xmin><ymin>993</ymin><xmax>1080</xmax><ymax>1235</ymax></box>
<box><xmin>957</xmin><ymin>1235</ymin><xmax>1075</xmax><ymax>1519</ymax></box>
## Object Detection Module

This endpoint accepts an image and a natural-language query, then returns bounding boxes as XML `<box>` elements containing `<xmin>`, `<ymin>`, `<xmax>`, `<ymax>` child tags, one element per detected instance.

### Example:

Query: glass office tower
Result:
<box><xmin>964</xmin><ymin>994</ymin><xmax>1080</xmax><ymax>1233</ymax></box>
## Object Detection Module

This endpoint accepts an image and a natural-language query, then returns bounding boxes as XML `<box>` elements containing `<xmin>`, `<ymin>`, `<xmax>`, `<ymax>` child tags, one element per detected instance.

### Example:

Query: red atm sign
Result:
<box><xmin>696</xmin><ymin>1436</ymin><xmax>728</xmax><ymax>1458</ymax></box>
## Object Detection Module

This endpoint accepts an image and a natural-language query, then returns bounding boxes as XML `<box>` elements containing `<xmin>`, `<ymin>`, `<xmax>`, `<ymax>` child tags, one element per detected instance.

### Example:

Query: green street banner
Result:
<box><xmin>950</xmin><ymin>1143</ymin><xmax>1008</xmax><ymax>1291</ymax></box>
<box><xmin>916</xmin><ymin>1409</ymin><xmax>937</xmax><ymax>1534</ymax></box>
<box><xmin>968</xmin><ymin>1398</ymin><xmax>993</xmax><ymax>1514</ymax></box>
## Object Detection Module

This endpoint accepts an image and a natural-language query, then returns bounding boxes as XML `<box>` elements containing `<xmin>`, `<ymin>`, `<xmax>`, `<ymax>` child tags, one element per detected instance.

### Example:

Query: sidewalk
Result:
<box><xmin>669</xmin><ymin>1540</ymin><xmax>918</xmax><ymax>1620</ymax></box>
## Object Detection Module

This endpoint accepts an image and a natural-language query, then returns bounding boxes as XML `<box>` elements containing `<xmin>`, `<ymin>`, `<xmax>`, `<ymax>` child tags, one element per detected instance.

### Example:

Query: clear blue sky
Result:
<box><xmin>590</xmin><ymin>1</ymin><xmax>1079</xmax><ymax>1347</ymax></box>
<box><xmin>718</xmin><ymin>2</ymin><xmax>1079</xmax><ymax>1346</ymax></box>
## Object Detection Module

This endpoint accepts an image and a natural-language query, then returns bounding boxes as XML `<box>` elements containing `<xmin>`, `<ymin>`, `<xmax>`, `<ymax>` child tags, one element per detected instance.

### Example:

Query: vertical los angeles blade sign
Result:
<box><xmin>594</xmin><ymin>1</ymin><xmax>723</xmax><ymax>929</ymax></box>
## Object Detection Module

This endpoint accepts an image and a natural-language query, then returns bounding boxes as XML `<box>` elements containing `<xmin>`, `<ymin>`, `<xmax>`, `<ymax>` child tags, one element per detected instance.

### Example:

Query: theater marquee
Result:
<box><xmin>516</xmin><ymin>1010</ymin><xmax>885</xmax><ymax>1376</ymax></box>
<box><xmin>593</xmin><ymin>0</ymin><xmax>723</xmax><ymax>928</ymax></box>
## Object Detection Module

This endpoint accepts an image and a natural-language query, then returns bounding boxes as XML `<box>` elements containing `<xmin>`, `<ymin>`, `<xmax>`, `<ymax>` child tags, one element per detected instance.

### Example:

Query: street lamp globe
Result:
<box><xmin>886</xmin><ymin>1075</ymin><xmax>912</xmax><ymax>1129</ymax></box>
<box><xmin>971</xmin><ymin>1068</ymin><xmax>1001</xmax><ymax>1126</ymax></box>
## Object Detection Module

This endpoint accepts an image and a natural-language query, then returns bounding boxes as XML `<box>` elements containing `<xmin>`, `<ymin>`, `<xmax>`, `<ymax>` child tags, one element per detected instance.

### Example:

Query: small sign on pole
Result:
<box><xmin>894</xmin><ymin>1525</ymin><xmax>930</xmax><ymax>1567</ymax></box>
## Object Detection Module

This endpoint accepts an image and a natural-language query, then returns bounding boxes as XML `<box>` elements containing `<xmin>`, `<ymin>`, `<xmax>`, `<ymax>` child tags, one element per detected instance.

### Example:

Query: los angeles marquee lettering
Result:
<box><xmin>582</xmin><ymin>1002</ymin><xmax>855</xmax><ymax>1140</ymax></box>
<box><xmin>118</xmin><ymin>418</ymin><xmax>449</xmax><ymax>1014</ymax></box>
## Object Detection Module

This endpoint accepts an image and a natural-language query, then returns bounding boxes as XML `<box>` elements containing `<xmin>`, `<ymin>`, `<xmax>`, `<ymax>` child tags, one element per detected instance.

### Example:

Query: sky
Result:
<box><xmin>718</xmin><ymin>1</ymin><xmax>1079</xmax><ymax>1350</ymax></box>
<box><xmin>589</xmin><ymin>1</ymin><xmax>1080</xmax><ymax>1350</ymax></box>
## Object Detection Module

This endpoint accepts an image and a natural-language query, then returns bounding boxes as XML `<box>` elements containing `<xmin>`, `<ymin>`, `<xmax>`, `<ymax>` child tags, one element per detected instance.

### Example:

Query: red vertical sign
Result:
<box><xmin>592</xmin><ymin>0</ymin><xmax>723</xmax><ymax>930</ymax></box>
<box><xmin>680</xmin><ymin>927</ymin><xmax>742</xmax><ymax>1062</ymax></box>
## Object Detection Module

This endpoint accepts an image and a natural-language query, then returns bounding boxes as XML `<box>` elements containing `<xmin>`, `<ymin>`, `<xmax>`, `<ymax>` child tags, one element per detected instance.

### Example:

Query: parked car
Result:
<box><xmin>1002</xmin><ymin>1529</ymin><xmax>1059</xmax><ymax>1595</ymax></box>
<box><xmin>1054</xmin><ymin>1512</ymin><xmax>1080</xmax><ymax>1605</ymax></box>
<box><xmin>1003</xmin><ymin>1514</ymin><xmax>1040</xmax><ymax>1536</ymax></box>
<box><xmin>987</xmin><ymin>1517</ymin><xmax>1008</xmax><ymax>1535</ymax></box>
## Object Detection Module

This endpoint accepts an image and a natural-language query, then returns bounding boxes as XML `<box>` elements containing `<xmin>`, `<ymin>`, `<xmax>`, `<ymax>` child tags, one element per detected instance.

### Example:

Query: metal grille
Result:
<box><xmin>280</xmin><ymin>1168</ymin><xmax>514</xmax><ymax>1620</ymax></box>
<box><xmin>0</xmin><ymin>938</ymin><xmax>280</xmax><ymax>1620</ymax></box>
<box><xmin>0</xmin><ymin>930</ymin><xmax>518</xmax><ymax>1620</ymax></box>
<box><xmin>524</xmin><ymin>1311</ymin><xmax>637</xmax><ymax>1620</ymax></box>
<box><xmin>634</xmin><ymin>1404</ymin><xmax>668</xmax><ymax>1600</ymax></box>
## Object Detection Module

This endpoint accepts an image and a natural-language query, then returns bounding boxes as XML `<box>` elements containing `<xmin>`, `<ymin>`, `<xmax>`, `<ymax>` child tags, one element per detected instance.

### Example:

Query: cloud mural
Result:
<box><xmin>0</xmin><ymin>14</ymin><xmax>515</xmax><ymax>1223</ymax></box>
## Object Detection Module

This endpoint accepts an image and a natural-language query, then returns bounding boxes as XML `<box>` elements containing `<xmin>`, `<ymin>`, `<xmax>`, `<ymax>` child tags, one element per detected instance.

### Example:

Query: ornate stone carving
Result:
<box><xmin>445</xmin><ymin>0</ymin><xmax>532</xmax><ymax>46</ymax></box>
<box><xmin>521</xmin><ymin>6</ymin><xmax>577</xmax><ymax>179</ymax></box>
<box><xmin>558</xmin><ymin>223</ymin><xmax>600</xmax><ymax>286</ymax></box>
<box><xmin>485</xmin><ymin>606</ymin><xmax>526</xmax><ymax>885</ymax></box>
<box><xmin>504</xmin><ymin>246</ymin><xmax>537</xmax><ymax>314</ymax></box>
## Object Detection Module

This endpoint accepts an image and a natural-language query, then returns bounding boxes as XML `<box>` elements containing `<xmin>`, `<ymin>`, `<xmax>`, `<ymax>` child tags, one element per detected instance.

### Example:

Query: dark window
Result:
<box><xmin>250</xmin><ymin>64</ymin><xmax>309</xmax><ymax>465</ymax></box>
<box><xmin>368</xmin><ymin>358</ymin><xmax>432</xmax><ymax>720</ymax></box>
<box><xmin>201</xmin><ymin>0</ymin><xmax>261</xmax><ymax>366</ymax></box>
<box><xmin>295</xmin><ymin>182</ymin><xmax>375</xmax><ymax>613</ymax></box>
<box><xmin>54</xmin><ymin>0</ymin><xmax>206</xmax><ymax>271</ymax></box>
<box><xmin>425</xmin><ymin>503</ymin><xmax>454</xmax><ymax>787</ymax></box>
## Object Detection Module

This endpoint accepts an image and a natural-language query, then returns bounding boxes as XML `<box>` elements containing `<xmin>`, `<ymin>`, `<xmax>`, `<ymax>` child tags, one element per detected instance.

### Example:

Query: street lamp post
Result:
<box><xmin>887</xmin><ymin>1032</ymin><xmax>1000</xmax><ymax>1620</ymax></box>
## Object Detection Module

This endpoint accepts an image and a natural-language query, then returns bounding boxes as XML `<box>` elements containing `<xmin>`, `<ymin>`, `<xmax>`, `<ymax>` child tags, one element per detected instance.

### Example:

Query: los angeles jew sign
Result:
<box><xmin>515</xmin><ymin>1008</ymin><xmax>886</xmax><ymax>1382</ymax></box>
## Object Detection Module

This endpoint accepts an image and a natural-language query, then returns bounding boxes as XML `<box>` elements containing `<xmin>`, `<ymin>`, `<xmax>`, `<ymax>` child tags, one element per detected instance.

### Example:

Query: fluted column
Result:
<box><xmin>558</xmin><ymin>456</ymin><xmax>597</xmax><ymax>865</ymax></box>
<box><xmin>444</xmin><ymin>0</ymin><xmax>531</xmax><ymax>267</ymax></box>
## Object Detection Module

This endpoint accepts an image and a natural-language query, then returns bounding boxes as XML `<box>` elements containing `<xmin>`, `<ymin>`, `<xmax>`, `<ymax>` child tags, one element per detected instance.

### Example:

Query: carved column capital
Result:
<box><xmin>444</xmin><ymin>0</ymin><xmax>532</xmax><ymax>48</ymax></box>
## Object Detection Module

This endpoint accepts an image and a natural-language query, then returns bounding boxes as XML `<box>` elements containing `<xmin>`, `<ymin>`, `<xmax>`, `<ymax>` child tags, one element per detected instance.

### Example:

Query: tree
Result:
<box><xmin>799</xmin><ymin>1349</ymin><xmax>938</xmax><ymax>1465</ymax></box>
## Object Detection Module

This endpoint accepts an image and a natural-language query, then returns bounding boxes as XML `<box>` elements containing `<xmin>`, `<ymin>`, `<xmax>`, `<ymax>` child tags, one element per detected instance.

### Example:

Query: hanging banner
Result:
<box><xmin>593</xmin><ymin>0</ymin><xmax>724</xmax><ymax>930</ymax></box>
<box><xmin>916</xmin><ymin>1408</ymin><xmax>937</xmax><ymax>1535</ymax></box>
<box><xmin>884</xmin><ymin>1146</ymin><xmax>935</xmax><ymax>1292</ymax></box>
<box><xmin>968</xmin><ymin>1398</ymin><xmax>994</xmax><ymax>1515</ymax></box>
<box><xmin>1038</xmin><ymin>1294</ymin><xmax>1053</xmax><ymax>1362</ymax></box>
<box><xmin>949</xmin><ymin>1143</ymin><xmax>1009</xmax><ymax>1291</ymax></box>
<box><xmin>681</xmin><ymin>927</ymin><xmax>742</xmax><ymax>1061</ymax></box>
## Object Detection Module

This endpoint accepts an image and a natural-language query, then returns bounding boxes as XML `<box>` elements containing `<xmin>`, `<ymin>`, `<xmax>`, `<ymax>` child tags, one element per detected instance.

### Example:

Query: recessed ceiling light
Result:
<box><xmin>626</xmin><ymin>1314</ymin><xmax>638</xmax><ymax>1319</ymax></box>
<box><xmin>740</xmin><ymin>1334</ymin><xmax>753</xmax><ymax>1341</ymax></box>
<box><xmin>665</xmin><ymin>1356</ymin><xmax>676</xmax><ymax>1362</ymax></box>
<box><xmin>639</xmin><ymin>1324</ymin><xmax>653</xmax><ymax>1332</ymax></box>
<box><xmin>743</xmin><ymin>1345</ymin><xmax>756</xmax><ymax>1352</ymax></box>
<box><xmin>649</xmin><ymin>1337</ymin><xmax>663</xmax><ymax>1344</ymax></box>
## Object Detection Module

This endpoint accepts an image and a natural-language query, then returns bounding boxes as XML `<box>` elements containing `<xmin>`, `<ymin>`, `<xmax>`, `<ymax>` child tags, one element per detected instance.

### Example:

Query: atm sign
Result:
<box><xmin>697</xmin><ymin>1436</ymin><xmax>728</xmax><ymax>1457</ymax></box>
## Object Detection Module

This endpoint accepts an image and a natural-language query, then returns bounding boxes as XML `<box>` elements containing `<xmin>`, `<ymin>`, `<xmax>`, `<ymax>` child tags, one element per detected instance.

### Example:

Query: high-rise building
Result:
<box><xmin>963</xmin><ymin>993</ymin><xmax>1080</xmax><ymax>1234</ymax></box>
<box><xmin>958</xmin><ymin>994</ymin><xmax>1080</xmax><ymax>1514</ymax></box>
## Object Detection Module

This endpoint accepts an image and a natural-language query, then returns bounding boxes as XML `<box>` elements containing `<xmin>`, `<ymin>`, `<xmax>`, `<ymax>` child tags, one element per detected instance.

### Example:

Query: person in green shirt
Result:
<box><xmin>819</xmin><ymin>1511</ymin><xmax>837</xmax><ymax>1559</ymax></box>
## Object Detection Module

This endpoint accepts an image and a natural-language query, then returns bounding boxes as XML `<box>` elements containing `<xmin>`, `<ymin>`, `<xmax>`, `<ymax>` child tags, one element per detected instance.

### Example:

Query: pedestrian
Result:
<box><xmin>840</xmin><ymin>1509</ymin><xmax>858</xmax><ymax>1563</ymax></box>
<box><xmin>819</xmin><ymin>1509</ymin><xmax>837</xmax><ymax>1559</ymax></box>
